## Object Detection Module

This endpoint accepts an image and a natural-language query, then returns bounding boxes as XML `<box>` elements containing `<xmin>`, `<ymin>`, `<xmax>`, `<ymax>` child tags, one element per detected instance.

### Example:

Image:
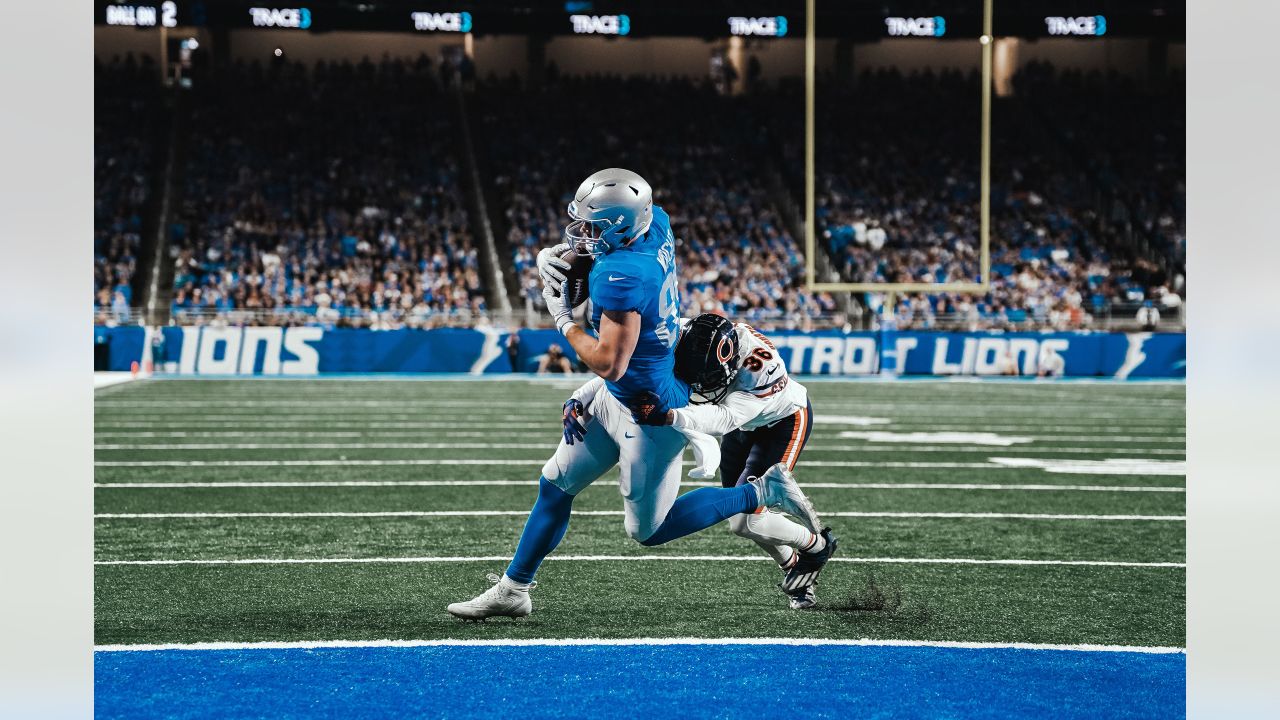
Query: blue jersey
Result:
<box><xmin>588</xmin><ymin>205</ymin><xmax>690</xmax><ymax>412</ymax></box>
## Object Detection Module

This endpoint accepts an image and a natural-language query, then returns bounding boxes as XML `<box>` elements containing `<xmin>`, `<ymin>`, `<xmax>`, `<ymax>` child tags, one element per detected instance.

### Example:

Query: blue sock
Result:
<box><xmin>639</xmin><ymin>483</ymin><xmax>760</xmax><ymax>547</ymax></box>
<box><xmin>505</xmin><ymin>477</ymin><xmax>575</xmax><ymax>584</ymax></box>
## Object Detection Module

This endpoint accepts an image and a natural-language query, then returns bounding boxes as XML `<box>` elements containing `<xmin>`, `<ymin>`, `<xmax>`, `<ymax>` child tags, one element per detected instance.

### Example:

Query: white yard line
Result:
<box><xmin>92</xmin><ymin>636</ymin><xmax>1186</xmax><ymax>655</ymax></box>
<box><xmin>93</xmin><ymin>555</ymin><xmax>1185</xmax><ymax>568</ymax></box>
<box><xmin>94</xmin><ymin>510</ymin><xmax>1185</xmax><ymax>521</ymax></box>
<box><xmin>97</xmin><ymin>399</ymin><xmax>1186</xmax><ymax>410</ymax></box>
<box><xmin>94</xmin><ymin>420</ymin><xmax>553</xmax><ymax>429</ymax></box>
<box><xmin>92</xmin><ymin>417</ymin><xmax>1187</xmax><ymax>427</ymax></box>
<box><xmin>92</xmin><ymin>430</ymin><xmax>1186</xmax><ymax>443</ymax></box>
<box><xmin>92</xmin><ymin>456</ymin><xmax>1187</xmax><ymax>474</ymax></box>
<box><xmin>92</xmin><ymin>480</ymin><xmax>1185</xmax><ymax>492</ymax></box>
<box><xmin>91</xmin><ymin>442</ymin><xmax>1186</xmax><ymax>456</ymax></box>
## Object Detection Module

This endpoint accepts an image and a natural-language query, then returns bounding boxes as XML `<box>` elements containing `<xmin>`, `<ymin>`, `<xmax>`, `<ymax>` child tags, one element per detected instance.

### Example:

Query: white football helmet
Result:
<box><xmin>565</xmin><ymin>168</ymin><xmax>653</xmax><ymax>257</ymax></box>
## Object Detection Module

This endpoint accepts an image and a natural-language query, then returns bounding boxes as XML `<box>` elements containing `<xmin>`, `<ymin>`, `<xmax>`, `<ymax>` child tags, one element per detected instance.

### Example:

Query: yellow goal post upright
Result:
<box><xmin>804</xmin><ymin>0</ymin><xmax>994</xmax><ymax>310</ymax></box>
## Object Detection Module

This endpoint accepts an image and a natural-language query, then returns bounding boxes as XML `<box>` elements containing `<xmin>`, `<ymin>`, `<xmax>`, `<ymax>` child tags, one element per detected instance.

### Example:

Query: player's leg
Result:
<box><xmin>725</xmin><ymin>401</ymin><xmax>835</xmax><ymax>607</ymax></box>
<box><xmin>446</xmin><ymin>416</ymin><xmax>618</xmax><ymax>620</ymax></box>
<box><xmin>718</xmin><ymin>430</ymin><xmax>751</xmax><ymax>489</ymax></box>
<box><xmin>727</xmin><ymin>402</ymin><xmax>822</xmax><ymax>557</ymax></box>
<box><xmin>593</xmin><ymin>391</ymin><xmax>758</xmax><ymax>546</ymax></box>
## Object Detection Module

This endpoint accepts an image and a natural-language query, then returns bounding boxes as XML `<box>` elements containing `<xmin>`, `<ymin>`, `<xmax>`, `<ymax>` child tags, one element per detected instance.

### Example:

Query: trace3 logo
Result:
<box><xmin>1044</xmin><ymin>15</ymin><xmax>1107</xmax><ymax>36</ymax></box>
<box><xmin>727</xmin><ymin>16</ymin><xmax>788</xmax><ymax>37</ymax></box>
<box><xmin>248</xmin><ymin>7</ymin><xmax>311</xmax><ymax>29</ymax></box>
<box><xmin>569</xmin><ymin>14</ymin><xmax>630</xmax><ymax>35</ymax></box>
<box><xmin>411</xmin><ymin>11</ymin><xmax>472</xmax><ymax>33</ymax></box>
<box><xmin>884</xmin><ymin>16</ymin><xmax>946</xmax><ymax>37</ymax></box>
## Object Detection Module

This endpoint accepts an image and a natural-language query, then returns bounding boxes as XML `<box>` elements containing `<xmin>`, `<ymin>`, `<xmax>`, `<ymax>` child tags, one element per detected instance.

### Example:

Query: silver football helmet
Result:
<box><xmin>565</xmin><ymin>168</ymin><xmax>653</xmax><ymax>257</ymax></box>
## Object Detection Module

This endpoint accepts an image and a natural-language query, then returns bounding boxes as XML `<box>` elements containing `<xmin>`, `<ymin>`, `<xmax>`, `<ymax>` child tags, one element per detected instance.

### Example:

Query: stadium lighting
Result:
<box><xmin>185</xmin><ymin>38</ymin><xmax>199</xmax><ymax>50</ymax></box>
<box><xmin>274</xmin><ymin>48</ymin><xmax>284</xmax><ymax>57</ymax></box>
<box><xmin>980</xmin><ymin>34</ymin><xmax>993</xmax><ymax>45</ymax></box>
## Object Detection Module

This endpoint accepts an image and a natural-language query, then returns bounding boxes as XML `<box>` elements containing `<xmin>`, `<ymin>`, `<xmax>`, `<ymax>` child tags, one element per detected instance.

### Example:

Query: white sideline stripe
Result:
<box><xmin>92</xmin><ymin>481</ymin><xmax>1185</xmax><ymax>493</ymax></box>
<box><xmin>93</xmin><ymin>555</ymin><xmax>1185</xmax><ymax>568</ymax></box>
<box><xmin>97</xmin><ymin>399</ymin><xmax>1185</xmax><ymax>410</ymax></box>
<box><xmin>93</xmin><ymin>443</ymin><xmax>1186</xmax><ymax>456</ymax></box>
<box><xmin>92</xmin><ymin>637</ymin><xmax>1186</xmax><ymax>655</ymax></box>
<box><xmin>94</xmin><ymin>510</ymin><xmax>1185</xmax><ymax>522</ymax></box>
<box><xmin>93</xmin><ymin>422</ymin><xmax>1186</xmax><ymax>434</ymax></box>
<box><xmin>94</xmin><ymin>459</ymin><xmax>1018</xmax><ymax>469</ymax></box>
<box><xmin>91</xmin><ymin>431</ymin><xmax>1187</xmax><ymax>443</ymax></box>
<box><xmin>94</xmin><ymin>372</ymin><xmax>137</xmax><ymax>389</ymax></box>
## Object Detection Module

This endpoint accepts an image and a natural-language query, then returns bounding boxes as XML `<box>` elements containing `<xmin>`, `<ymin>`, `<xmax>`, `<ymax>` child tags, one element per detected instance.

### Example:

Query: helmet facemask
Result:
<box><xmin>565</xmin><ymin>203</ymin><xmax>633</xmax><ymax>258</ymax></box>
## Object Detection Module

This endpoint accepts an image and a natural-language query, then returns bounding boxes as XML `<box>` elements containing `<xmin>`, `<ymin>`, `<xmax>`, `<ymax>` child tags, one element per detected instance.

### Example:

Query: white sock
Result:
<box><xmin>737</xmin><ymin>512</ymin><xmax>825</xmax><ymax>555</ymax></box>
<box><xmin>798</xmin><ymin>528</ymin><xmax>827</xmax><ymax>554</ymax></box>
<box><xmin>756</xmin><ymin>540</ymin><xmax>794</xmax><ymax>568</ymax></box>
<box><xmin>500</xmin><ymin>574</ymin><xmax>531</xmax><ymax>592</ymax></box>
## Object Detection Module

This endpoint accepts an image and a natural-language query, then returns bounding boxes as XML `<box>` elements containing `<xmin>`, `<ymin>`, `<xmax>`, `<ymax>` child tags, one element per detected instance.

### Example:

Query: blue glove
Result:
<box><xmin>563</xmin><ymin>398</ymin><xmax>587</xmax><ymax>445</ymax></box>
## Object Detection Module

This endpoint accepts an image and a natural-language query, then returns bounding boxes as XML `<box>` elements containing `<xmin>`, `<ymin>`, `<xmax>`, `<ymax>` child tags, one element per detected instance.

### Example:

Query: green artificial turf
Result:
<box><xmin>95</xmin><ymin>378</ymin><xmax>1185</xmax><ymax>648</ymax></box>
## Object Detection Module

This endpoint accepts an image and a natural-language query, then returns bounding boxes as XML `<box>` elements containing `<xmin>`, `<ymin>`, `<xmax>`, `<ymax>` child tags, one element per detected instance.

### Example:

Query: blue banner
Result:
<box><xmin>95</xmin><ymin>326</ymin><xmax>1185</xmax><ymax>378</ymax></box>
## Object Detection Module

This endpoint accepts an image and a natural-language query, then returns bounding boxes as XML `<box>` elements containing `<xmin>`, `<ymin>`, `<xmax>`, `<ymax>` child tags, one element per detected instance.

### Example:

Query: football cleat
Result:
<box><xmin>788</xmin><ymin>584</ymin><xmax>818</xmax><ymax>610</ymax></box>
<box><xmin>749</xmin><ymin>463</ymin><xmax>822</xmax><ymax>533</ymax></box>
<box><xmin>447</xmin><ymin>573</ymin><xmax>535</xmax><ymax>621</ymax></box>
<box><xmin>781</xmin><ymin>528</ymin><xmax>839</xmax><ymax>596</ymax></box>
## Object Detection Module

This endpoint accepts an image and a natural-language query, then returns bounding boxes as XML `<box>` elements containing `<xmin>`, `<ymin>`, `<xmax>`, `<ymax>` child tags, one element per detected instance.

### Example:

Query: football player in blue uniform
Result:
<box><xmin>448</xmin><ymin>168</ymin><xmax>820</xmax><ymax>620</ymax></box>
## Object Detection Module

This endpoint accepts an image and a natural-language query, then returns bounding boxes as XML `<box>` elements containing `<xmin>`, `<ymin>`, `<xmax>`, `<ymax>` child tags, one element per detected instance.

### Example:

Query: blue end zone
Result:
<box><xmin>95</xmin><ymin>644</ymin><xmax>1185</xmax><ymax>719</ymax></box>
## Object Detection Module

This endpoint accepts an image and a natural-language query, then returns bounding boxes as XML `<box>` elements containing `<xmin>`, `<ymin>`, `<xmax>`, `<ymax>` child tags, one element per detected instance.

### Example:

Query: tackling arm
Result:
<box><xmin>644</xmin><ymin>391</ymin><xmax>763</xmax><ymax>436</ymax></box>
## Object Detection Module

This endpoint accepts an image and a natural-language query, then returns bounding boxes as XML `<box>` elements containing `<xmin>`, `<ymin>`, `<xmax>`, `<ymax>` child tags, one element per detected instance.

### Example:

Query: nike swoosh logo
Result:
<box><xmin>608</xmin><ymin>275</ymin><xmax>624</xmax><ymax>281</ymax></box>
<box><xmin>765</xmin><ymin>366</ymin><xmax>778</xmax><ymax>377</ymax></box>
<box><xmin>624</xmin><ymin>432</ymin><xmax>635</xmax><ymax>438</ymax></box>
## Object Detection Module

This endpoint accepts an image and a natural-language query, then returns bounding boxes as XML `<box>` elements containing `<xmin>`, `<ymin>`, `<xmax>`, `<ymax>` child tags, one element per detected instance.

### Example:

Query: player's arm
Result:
<box><xmin>542</xmin><ymin>262</ymin><xmax>642</xmax><ymax>381</ymax></box>
<box><xmin>536</xmin><ymin>355</ymin><xmax>550</xmax><ymax>374</ymax></box>
<box><xmin>562</xmin><ymin>311</ymin><xmax>639</xmax><ymax>381</ymax></box>
<box><xmin>640</xmin><ymin>391</ymin><xmax>761</xmax><ymax>436</ymax></box>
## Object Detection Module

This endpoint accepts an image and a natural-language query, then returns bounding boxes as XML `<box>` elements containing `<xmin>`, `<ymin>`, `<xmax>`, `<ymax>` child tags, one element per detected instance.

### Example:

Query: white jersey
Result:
<box><xmin>670</xmin><ymin>322</ymin><xmax>808</xmax><ymax>436</ymax></box>
<box><xmin>568</xmin><ymin>322</ymin><xmax>808</xmax><ymax>480</ymax></box>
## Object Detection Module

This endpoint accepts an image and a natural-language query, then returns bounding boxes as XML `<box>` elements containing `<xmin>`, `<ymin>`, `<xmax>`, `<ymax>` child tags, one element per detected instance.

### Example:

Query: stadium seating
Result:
<box><xmin>96</xmin><ymin>62</ymin><xmax>1184</xmax><ymax>332</ymax></box>
<box><xmin>170</xmin><ymin>57</ymin><xmax>485</xmax><ymax>327</ymax></box>
<box><xmin>95</xmin><ymin>55</ymin><xmax>160</xmax><ymax>325</ymax></box>
<box><xmin>472</xmin><ymin>74</ymin><xmax>836</xmax><ymax>329</ymax></box>
<box><xmin>812</xmin><ymin>67</ymin><xmax>1185</xmax><ymax>330</ymax></box>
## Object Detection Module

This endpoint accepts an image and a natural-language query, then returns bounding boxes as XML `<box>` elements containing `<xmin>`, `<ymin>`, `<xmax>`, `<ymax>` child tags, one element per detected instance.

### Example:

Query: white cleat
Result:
<box><xmin>749</xmin><ymin>463</ymin><xmax>822</xmax><ymax>533</ymax></box>
<box><xmin>447</xmin><ymin>573</ymin><xmax>534</xmax><ymax>621</ymax></box>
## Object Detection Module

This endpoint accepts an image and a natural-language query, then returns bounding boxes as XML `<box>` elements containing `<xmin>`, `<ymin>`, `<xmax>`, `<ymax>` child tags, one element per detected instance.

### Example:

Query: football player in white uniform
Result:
<box><xmin>569</xmin><ymin>314</ymin><xmax>838</xmax><ymax>609</ymax></box>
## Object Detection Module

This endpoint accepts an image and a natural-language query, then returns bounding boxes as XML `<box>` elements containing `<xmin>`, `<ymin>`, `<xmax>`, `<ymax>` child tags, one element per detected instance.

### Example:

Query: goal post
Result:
<box><xmin>804</xmin><ymin>0</ymin><xmax>994</xmax><ymax>295</ymax></box>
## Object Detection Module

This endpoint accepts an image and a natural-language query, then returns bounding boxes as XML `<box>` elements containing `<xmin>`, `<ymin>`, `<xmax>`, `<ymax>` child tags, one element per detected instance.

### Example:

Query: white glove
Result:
<box><xmin>537</xmin><ymin>243</ymin><xmax>572</xmax><ymax>290</ymax></box>
<box><xmin>542</xmin><ymin>281</ymin><xmax>574</xmax><ymax>336</ymax></box>
<box><xmin>675</xmin><ymin>426</ymin><xmax>722</xmax><ymax>479</ymax></box>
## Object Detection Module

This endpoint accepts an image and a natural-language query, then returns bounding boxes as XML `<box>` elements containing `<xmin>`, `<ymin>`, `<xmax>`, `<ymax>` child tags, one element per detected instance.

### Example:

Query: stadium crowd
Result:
<box><xmin>812</xmin><ymin>66</ymin><xmax>1185</xmax><ymax>331</ymax></box>
<box><xmin>169</xmin><ymin>56</ymin><xmax>486</xmax><ymax>327</ymax></box>
<box><xmin>477</xmin><ymin>74</ymin><xmax>837</xmax><ymax>330</ymax></box>
<box><xmin>95</xmin><ymin>55</ymin><xmax>160</xmax><ymax>325</ymax></box>
<box><xmin>94</xmin><ymin>57</ymin><xmax>1184</xmax><ymax>333</ymax></box>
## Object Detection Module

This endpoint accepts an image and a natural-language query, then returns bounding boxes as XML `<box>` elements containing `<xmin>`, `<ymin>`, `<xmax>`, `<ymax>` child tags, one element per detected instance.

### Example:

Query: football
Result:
<box><xmin>559</xmin><ymin>249</ymin><xmax>594</xmax><ymax>308</ymax></box>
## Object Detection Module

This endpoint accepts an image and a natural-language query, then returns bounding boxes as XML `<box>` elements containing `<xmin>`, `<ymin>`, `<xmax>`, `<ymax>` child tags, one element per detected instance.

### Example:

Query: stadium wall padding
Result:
<box><xmin>96</xmin><ymin>326</ymin><xmax>1185</xmax><ymax>378</ymax></box>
